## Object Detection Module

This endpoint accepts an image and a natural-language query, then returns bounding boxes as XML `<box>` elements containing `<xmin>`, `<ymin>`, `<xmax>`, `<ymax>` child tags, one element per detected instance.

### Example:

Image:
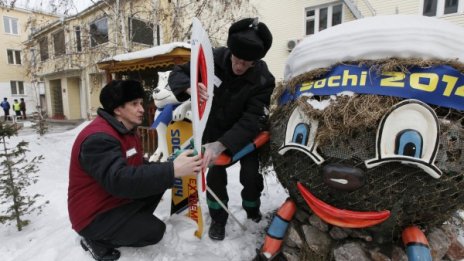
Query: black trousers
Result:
<box><xmin>206</xmin><ymin>150</ymin><xmax>263</xmax><ymax>224</ymax></box>
<box><xmin>79</xmin><ymin>194</ymin><xmax>165</xmax><ymax>248</ymax></box>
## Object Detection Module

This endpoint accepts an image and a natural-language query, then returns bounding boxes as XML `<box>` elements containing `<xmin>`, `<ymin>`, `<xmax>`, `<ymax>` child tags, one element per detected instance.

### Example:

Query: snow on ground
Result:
<box><xmin>0</xmin><ymin>121</ymin><xmax>289</xmax><ymax>261</ymax></box>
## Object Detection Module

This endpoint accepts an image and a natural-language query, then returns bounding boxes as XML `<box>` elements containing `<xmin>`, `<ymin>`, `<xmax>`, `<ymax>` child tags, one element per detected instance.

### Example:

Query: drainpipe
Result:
<box><xmin>343</xmin><ymin>0</ymin><xmax>363</xmax><ymax>19</ymax></box>
<box><xmin>362</xmin><ymin>0</ymin><xmax>376</xmax><ymax>16</ymax></box>
<box><xmin>83</xmin><ymin>72</ymin><xmax>91</xmax><ymax>120</ymax></box>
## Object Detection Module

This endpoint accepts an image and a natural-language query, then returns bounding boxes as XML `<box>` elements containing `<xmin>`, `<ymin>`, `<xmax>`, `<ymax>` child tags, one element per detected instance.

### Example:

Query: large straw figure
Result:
<box><xmin>269</xmin><ymin>15</ymin><xmax>464</xmax><ymax>260</ymax></box>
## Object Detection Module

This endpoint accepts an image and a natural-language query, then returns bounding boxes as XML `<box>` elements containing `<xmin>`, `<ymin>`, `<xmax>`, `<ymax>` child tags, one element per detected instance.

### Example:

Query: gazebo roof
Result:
<box><xmin>97</xmin><ymin>42</ymin><xmax>191</xmax><ymax>73</ymax></box>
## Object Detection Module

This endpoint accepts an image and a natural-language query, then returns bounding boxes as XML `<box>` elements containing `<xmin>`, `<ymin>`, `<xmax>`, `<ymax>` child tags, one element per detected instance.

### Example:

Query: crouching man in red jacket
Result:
<box><xmin>68</xmin><ymin>80</ymin><xmax>202</xmax><ymax>261</ymax></box>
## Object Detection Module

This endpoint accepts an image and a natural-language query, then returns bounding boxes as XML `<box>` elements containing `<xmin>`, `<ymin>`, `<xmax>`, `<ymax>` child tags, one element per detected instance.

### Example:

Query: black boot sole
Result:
<box><xmin>208</xmin><ymin>231</ymin><xmax>225</xmax><ymax>241</ymax></box>
<box><xmin>208</xmin><ymin>222</ymin><xmax>226</xmax><ymax>241</ymax></box>
<box><xmin>80</xmin><ymin>239</ymin><xmax>121</xmax><ymax>261</ymax></box>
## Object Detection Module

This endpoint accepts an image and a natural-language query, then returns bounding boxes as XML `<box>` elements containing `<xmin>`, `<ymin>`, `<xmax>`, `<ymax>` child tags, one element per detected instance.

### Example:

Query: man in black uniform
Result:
<box><xmin>168</xmin><ymin>18</ymin><xmax>275</xmax><ymax>240</ymax></box>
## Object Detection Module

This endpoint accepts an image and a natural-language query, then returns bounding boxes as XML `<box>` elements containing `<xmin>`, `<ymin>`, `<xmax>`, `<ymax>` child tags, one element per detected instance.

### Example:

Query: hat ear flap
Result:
<box><xmin>257</xmin><ymin>23</ymin><xmax>273</xmax><ymax>53</ymax></box>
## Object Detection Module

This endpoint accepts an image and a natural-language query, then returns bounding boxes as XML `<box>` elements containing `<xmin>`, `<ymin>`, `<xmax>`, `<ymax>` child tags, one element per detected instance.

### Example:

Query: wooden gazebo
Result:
<box><xmin>97</xmin><ymin>42</ymin><xmax>191</xmax><ymax>155</ymax></box>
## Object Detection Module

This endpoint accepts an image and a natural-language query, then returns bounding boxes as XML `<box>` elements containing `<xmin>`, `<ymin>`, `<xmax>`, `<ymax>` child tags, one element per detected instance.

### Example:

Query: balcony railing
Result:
<box><xmin>137</xmin><ymin>126</ymin><xmax>157</xmax><ymax>157</ymax></box>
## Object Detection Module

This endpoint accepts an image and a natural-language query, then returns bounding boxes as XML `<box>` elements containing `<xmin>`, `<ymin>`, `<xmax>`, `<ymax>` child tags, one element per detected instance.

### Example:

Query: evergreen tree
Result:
<box><xmin>0</xmin><ymin>122</ymin><xmax>47</xmax><ymax>231</ymax></box>
<box><xmin>32</xmin><ymin>110</ymin><xmax>49</xmax><ymax>136</ymax></box>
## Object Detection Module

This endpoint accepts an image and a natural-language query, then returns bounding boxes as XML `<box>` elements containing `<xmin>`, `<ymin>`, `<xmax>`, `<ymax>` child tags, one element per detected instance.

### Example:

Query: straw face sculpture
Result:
<box><xmin>267</xmin><ymin>15</ymin><xmax>464</xmax><ymax>259</ymax></box>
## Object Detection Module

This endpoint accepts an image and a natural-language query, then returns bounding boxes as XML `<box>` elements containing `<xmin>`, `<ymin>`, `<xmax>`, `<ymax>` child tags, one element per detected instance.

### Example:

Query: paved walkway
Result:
<box><xmin>14</xmin><ymin>119</ymin><xmax>84</xmax><ymax>136</ymax></box>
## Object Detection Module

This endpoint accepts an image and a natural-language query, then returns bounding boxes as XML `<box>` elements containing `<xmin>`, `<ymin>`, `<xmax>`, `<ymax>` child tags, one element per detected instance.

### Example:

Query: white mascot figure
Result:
<box><xmin>149</xmin><ymin>71</ymin><xmax>192</xmax><ymax>162</ymax></box>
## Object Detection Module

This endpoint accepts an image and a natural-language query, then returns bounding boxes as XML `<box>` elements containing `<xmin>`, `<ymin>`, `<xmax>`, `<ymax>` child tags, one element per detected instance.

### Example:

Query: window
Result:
<box><xmin>305</xmin><ymin>4</ymin><xmax>343</xmax><ymax>36</ymax></box>
<box><xmin>129</xmin><ymin>17</ymin><xmax>154</xmax><ymax>45</ymax></box>
<box><xmin>444</xmin><ymin>0</ymin><xmax>458</xmax><ymax>14</ymax></box>
<box><xmin>75</xmin><ymin>26</ymin><xmax>82</xmax><ymax>52</ymax></box>
<box><xmin>423</xmin><ymin>0</ymin><xmax>460</xmax><ymax>16</ymax></box>
<box><xmin>53</xmin><ymin>30</ymin><xmax>65</xmax><ymax>56</ymax></box>
<box><xmin>423</xmin><ymin>0</ymin><xmax>437</xmax><ymax>16</ymax></box>
<box><xmin>39</xmin><ymin>37</ymin><xmax>49</xmax><ymax>61</ymax></box>
<box><xmin>306</xmin><ymin>10</ymin><xmax>315</xmax><ymax>35</ymax></box>
<box><xmin>3</xmin><ymin>16</ymin><xmax>18</xmax><ymax>35</ymax></box>
<box><xmin>10</xmin><ymin>81</ymin><xmax>24</xmax><ymax>95</ymax></box>
<box><xmin>155</xmin><ymin>24</ymin><xmax>160</xmax><ymax>46</ymax></box>
<box><xmin>90</xmin><ymin>17</ymin><xmax>108</xmax><ymax>47</ymax></box>
<box><xmin>332</xmin><ymin>5</ymin><xmax>342</xmax><ymax>26</ymax></box>
<box><xmin>319</xmin><ymin>7</ymin><xmax>328</xmax><ymax>31</ymax></box>
<box><xmin>7</xmin><ymin>49</ymin><xmax>21</xmax><ymax>64</ymax></box>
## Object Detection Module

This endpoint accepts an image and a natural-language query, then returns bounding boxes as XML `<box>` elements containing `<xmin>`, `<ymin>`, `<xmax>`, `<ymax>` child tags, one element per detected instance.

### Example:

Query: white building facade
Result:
<box><xmin>0</xmin><ymin>7</ymin><xmax>58</xmax><ymax>116</ymax></box>
<box><xmin>253</xmin><ymin>0</ymin><xmax>464</xmax><ymax>81</ymax></box>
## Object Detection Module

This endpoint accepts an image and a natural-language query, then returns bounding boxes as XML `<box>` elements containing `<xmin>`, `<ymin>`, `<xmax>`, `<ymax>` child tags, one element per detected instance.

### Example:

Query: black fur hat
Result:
<box><xmin>227</xmin><ymin>17</ymin><xmax>272</xmax><ymax>61</ymax></box>
<box><xmin>99</xmin><ymin>80</ymin><xmax>145</xmax><ymax>114</ymax></box>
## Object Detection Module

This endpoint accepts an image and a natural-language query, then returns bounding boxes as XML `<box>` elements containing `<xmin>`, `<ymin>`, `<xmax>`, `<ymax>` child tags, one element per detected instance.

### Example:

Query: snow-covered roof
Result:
<box><xmin>284</xmin><ymin>15</ymin><xmax>464</xmax><ymax>81</ymax></box>
<box><xmin>101</xmin><ymin>42</ymin><xmax>191</xmax><ymax>62</ymax></box>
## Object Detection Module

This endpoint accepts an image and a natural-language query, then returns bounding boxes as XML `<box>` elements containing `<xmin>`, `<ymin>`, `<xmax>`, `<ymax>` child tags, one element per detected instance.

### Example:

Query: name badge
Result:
<box><xmin>126</xmin><ymin>147</ymin><xmax>137</xmax><ymax>158</ymax></box>
<box><xmin>214</xmin><ymin>75</ymin><xmax>222</xmax><ymax>87</ymax></box>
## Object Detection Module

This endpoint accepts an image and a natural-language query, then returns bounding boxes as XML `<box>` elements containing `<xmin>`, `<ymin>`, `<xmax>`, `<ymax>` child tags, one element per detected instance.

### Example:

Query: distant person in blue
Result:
<box><xmin>0</xmin><ymin>97</ymin><xmax>10</xmax><ymax>121</ymax></box>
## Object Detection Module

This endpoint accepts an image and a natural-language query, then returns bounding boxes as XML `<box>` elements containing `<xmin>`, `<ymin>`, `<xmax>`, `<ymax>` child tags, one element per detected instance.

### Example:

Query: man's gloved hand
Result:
<box><xmin>202</xmin><ymin>141</ymin><xmax>226</xmax><ymax>170</ymax></box>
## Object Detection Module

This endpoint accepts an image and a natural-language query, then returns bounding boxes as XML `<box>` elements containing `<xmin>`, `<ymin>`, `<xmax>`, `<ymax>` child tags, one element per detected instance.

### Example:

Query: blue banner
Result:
<box><xmin>279</xmin><ymin>64</ymin><xmax>464</xmax><ymax>111</ymax></box>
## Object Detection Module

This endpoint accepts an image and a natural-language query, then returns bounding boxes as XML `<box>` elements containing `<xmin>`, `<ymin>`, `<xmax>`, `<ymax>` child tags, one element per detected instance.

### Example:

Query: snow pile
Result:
<box><xmin>101</xmin><ymin>42</ymin><xmax>191</xmax><ymax>62</ymax></box>
<box><xmin>284</xmin><ymin>15</ymin><xmax>464</xmax><ymax>81</ymax></box>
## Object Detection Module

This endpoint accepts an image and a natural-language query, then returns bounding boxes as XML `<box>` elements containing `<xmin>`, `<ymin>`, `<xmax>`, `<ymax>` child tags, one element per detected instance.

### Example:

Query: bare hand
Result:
<box><xmin>197</xmin><ymin>83</ymin><xmax>209</xmax><ymax>104</ymax></box>
<box><xmin>201</xmin><ymin>141</ymin><xmax>226</xmax><ymax>170</ymax></box>
<box><xmin>173</xmin><ymin>149</ymin><xmax>202</xmax><ymax>177</ymax></box>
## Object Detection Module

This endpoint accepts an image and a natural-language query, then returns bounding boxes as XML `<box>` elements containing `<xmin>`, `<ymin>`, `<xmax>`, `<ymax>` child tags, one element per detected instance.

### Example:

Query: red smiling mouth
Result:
<box><xmin>297</xmin><ymin>182</ymin><xmax>390</xmax><ymax>228</ymax></box>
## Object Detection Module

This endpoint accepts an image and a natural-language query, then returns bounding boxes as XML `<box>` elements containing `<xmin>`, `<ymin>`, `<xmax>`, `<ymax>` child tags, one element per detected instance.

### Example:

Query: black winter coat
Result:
<box><xmin>169</xmin><ymin>47</ymin><xmax>275</xmax><ymax>155</ymax></box>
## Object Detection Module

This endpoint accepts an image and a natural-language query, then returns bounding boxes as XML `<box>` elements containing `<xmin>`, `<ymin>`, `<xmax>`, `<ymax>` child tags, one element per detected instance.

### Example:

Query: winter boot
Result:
<box><xmin>80</xmin><ymin>238</ymin><xmax>121</xmax><ymax>261</ymax></box>
<box><xmin>208</xmin><ymin>220</ymin><xmax>226</xmax><ymax>241</ymax></box>
<box><xmin>247</xmin><ymin>210</ymin><xmax>262</xmax><ymax>223</ymax></box>
<box><xmin>243</xmin><ymin>199</ymin><xmax>262</xmax><ymax>223</ymax></box>
<box><xmin>244</xmin><ymin>205</ymin><xmax>262</xmax><ymax>223</ymax></box>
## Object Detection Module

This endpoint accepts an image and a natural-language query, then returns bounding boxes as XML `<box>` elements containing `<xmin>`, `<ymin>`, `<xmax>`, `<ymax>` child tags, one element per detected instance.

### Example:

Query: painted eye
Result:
<box><xmin>292</xmin><ymin>123</ymin><xmax>310</xmax><ymax>145</ymax></box>
<box><xmin>365</xmin><ymin>99</ymin><xmax>442</xmax><ymax>179</ymax></box>
<box><xmin>395</xmin><ymin>129</ymin><xmax>423</xmax><ymax>158</ymax></box>
<box><xmin>279</xmin><ymin>107</ymin><xmax>324</xmax><ymax>165</ymax></box>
